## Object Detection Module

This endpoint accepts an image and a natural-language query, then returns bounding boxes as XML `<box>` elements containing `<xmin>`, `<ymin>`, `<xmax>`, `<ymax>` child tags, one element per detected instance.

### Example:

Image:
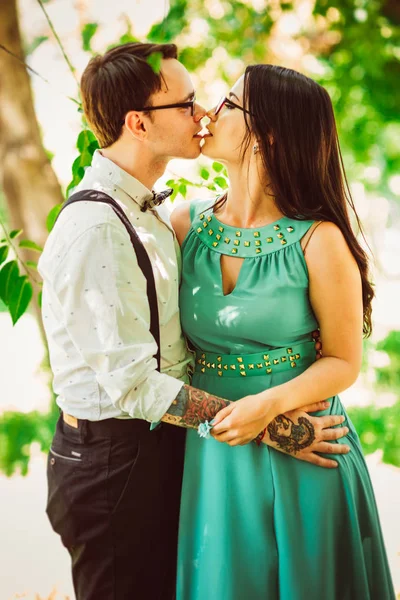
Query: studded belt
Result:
<box><xmin>194</xmin><ymin>341</ymin><xmax>316</xmax><ymax>378</ymax></box>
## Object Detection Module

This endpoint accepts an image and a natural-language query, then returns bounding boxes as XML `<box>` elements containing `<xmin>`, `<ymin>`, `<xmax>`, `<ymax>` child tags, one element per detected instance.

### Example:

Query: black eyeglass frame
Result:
<box><xmin>214</xmin><ymin>96</ymin><xmax>253</xmax><ymax>116</ymax></box>
<box><xmin>121</xmin><ymin>96</ymin><xmax>196</xmax><ymax>125</ymax></box>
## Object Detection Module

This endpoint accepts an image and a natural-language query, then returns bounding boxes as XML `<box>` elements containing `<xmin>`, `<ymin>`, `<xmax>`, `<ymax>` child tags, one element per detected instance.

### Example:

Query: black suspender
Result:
<box><xmin>56</xmin><ymin>189</ymin><xmax>161</xmax><ymax>371</ymax></box>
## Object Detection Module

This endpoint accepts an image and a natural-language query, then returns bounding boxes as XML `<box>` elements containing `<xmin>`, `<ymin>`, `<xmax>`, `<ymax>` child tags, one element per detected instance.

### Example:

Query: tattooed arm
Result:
<box><xmin>161</xmin><ymin>384</ymin><xmax>231</xmax><ymax>429</ymax></box>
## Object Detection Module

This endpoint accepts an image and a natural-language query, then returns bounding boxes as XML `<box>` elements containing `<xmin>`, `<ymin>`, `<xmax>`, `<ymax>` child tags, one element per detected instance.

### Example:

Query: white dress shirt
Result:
<box><xmin>38</xmin><ymin>150</ymin><xmax>193</xmax><ymax>423</ymax></box>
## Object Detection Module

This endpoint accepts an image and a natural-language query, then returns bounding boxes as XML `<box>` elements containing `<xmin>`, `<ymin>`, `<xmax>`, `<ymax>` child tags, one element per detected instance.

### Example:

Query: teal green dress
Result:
<box><xmin>177</xmin><ymin>199</ymin><xmax>395</xmax><ymax>600</ymax></box>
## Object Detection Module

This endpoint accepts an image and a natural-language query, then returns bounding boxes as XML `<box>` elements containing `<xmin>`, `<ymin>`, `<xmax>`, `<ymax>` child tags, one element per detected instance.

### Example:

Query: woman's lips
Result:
<box><xmin>193</xmin><ymin>127</ymin><xmax>213</xmax><ymax>139</ymax></box>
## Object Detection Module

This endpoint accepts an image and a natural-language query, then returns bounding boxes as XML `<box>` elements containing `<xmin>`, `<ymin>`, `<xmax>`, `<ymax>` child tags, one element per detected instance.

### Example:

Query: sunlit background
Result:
<box><xmin>0</xmin><ymin>0</ymin><xmax>399</xmax><ymax>597</ymax></box>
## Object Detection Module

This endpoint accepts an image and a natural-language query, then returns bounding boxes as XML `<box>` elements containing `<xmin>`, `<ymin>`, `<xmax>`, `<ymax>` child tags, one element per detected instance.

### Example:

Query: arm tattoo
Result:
<box><xmin>161</xmin><ymin>384</ymin><xmax>231</xmax><ymax>429</ymax></box>
<box><xmin>266</xmin><ymin>414</ymin><xmax>315</xmax><ymax>455</ymax></box>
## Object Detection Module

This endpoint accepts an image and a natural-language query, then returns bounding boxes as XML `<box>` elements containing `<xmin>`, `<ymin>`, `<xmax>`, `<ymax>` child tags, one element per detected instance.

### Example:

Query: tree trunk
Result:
<box><xmin>0</xmin><ymin>0</ymin><xmax>65</xmax><ymax>330</ymax></box>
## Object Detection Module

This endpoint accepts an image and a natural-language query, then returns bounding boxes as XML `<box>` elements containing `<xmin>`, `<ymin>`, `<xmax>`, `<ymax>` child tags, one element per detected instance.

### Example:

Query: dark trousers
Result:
<box><xmin>46</xmin><ymin>414</ymin><xmax>186</xmax><ymax>600</ymax></box>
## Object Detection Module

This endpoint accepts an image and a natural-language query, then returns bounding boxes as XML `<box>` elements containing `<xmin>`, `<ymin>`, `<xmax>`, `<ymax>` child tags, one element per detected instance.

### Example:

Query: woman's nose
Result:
<box><xmin>205</xmin><ymin>108</ymin><xmax>218</xmax><ymax>122</ymax></box>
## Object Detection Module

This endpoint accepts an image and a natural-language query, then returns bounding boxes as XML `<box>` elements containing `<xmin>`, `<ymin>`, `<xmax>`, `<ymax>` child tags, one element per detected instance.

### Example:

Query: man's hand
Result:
<box><xmin>262</xmin><ymin>404</ymin><xmax>350</xmax><ymax>468</ymax></box>
<box><xmin>312</xmin><ymin>329</ymin><xmax>323</xmax><ymax>359</ymax></box>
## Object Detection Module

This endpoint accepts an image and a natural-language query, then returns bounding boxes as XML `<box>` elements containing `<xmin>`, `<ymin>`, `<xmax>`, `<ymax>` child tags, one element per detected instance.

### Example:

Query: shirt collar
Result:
<box><xmin>91</xmin><ymin>150</ymin><xmax>154</xmax><ymax>210</ymax></box>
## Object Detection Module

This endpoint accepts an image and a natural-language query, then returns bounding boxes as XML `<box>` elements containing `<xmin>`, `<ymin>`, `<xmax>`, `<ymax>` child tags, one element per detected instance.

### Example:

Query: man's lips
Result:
<box><xmin>193</xmin><ymin>127</ymin><xmax>213</xmax><ymax>139</ymax></box>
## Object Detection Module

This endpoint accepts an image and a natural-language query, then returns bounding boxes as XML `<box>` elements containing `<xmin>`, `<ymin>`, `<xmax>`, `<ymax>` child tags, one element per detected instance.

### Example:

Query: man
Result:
<box><xmin>38</xmin><ymin>42</ymin><xmax>348</xmax><ymax>600</ymax></box>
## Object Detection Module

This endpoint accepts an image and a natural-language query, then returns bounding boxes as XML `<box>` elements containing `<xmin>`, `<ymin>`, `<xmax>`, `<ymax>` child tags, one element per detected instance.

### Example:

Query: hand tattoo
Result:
<box><xmin>162</xmin><ymin>384</ymin><xmax>230</xmax><ymax>429</ymax></box>
<box><xmin>267</xmin><ymin>414</ymin><xmax>315</xmax><ymax>454</ymax></box>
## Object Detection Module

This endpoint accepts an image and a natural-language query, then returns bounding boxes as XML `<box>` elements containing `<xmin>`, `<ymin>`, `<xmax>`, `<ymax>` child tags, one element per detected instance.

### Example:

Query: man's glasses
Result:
<box><xmin>121</xmin><ymin>95</ymin><xmax>196</xmax><ymax>125</ymax></box>
<box><xmin>214</xmin><ymin>96</ymin><xmax>252</xmax><ymax>116</ymax></box>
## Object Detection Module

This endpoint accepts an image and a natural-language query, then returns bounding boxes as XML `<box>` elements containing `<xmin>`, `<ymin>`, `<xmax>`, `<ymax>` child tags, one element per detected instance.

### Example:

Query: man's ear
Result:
<box><xmin>124</xmin><ymin>111</ymin><xmax>147</xmax><ymax>141</ymax></box>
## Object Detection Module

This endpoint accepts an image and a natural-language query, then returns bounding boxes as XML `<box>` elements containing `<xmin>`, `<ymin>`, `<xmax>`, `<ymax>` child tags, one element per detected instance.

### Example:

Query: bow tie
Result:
<box><xmin>141</xmin><ymin>188</ymin><xmax>173</xmax><ymax>212</ymax></box>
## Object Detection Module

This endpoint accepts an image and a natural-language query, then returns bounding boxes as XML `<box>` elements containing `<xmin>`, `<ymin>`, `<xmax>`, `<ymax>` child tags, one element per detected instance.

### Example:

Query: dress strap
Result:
<box><xmin>302</xmin><ymin>221</ymin><xmax>324</xmax><ymax>255</ymax></box>
<box><xmin>189</xmin><ymin>198</ymin><xmax>214</xmax><ymax>224</ymax></box>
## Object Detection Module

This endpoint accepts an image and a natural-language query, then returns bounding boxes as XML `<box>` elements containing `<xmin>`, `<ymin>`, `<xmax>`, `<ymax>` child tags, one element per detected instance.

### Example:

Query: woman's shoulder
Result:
<box><xmin>302</xmin><ymin>220</ymin><xmax>357</xmax><ymax>270</ymax></box>
<box><xmin>170</xmin><ymin>198</ymin><xmax>214</xmax><ymax>246</ymax></box>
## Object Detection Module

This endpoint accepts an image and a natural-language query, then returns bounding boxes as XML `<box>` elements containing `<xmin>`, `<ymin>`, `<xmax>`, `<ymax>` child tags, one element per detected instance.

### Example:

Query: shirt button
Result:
<box><xmin>50</xmin><ymin>458</ymin><xmax>55</xmax><ymax>466</ymax></box>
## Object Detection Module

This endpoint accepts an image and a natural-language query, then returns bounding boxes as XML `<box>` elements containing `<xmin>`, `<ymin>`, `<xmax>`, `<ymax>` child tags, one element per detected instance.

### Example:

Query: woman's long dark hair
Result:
<box><xmin>214</xmin><ymin>64</ymin><xmax>374</xmax><ymax>336</ymax></box>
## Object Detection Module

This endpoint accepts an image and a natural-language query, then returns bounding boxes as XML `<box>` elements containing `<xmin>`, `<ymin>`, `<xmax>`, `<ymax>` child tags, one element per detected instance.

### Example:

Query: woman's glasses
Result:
<box><xmin>214</xmin><ymin>96</ymin><xmax>252</xmax><ymax>116</ymax></box>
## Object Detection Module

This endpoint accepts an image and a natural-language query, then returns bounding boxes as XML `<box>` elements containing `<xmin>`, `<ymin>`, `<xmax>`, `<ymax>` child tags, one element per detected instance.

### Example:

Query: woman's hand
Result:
<box><xmin>211</xmin><ymin>398</ymin><xmax>350</xmax><ymax>467</ymax></box>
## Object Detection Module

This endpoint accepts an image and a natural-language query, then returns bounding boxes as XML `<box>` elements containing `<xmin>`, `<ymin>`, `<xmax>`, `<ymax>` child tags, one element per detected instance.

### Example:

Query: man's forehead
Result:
<box><xmin>157</xmin><ymin>58</ymin><xmax>194</xmax><ymax>99</ymax></box>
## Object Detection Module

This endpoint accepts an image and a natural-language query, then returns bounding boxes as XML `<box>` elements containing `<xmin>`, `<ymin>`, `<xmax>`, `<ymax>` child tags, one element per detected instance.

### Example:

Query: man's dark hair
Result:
<box><xmin>80</xmin><ymin>42</ymin><xmax>178</xmax><ymax>148</ymax></box>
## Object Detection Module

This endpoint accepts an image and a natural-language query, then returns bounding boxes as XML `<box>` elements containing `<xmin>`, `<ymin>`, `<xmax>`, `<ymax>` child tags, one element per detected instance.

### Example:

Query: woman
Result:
<box><xmin>171</xmin><ymin>65</ymin><xmax>395</xmax><ymax>599</ymax></box>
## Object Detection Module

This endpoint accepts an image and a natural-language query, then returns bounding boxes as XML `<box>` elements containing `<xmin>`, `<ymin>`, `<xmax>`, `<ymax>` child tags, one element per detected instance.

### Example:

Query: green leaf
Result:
<box><xmin>9</xmin><ymin>229</ymin><xmax>22</xmax><ymax>240</ymax></box>
<box><xmin>214</xmin><ymin>176</ymin><xmax>228</xmax><ymax>189</ymax></box>
<box><xmin>25</xmin><ymin>35</ymin><xmax>48</xmax><ymax>56</ymax></box>
<box><xmin>212</xmin><ymin>162</ymin><xmax>224</xmax><ymax>173</ymax></box>
<box><xmin>166</xmin><ymin>179</ymin><xmax>177</xmax><ymax>187</ymax></box>
<box><xmin>77</xmin><ymin>129</ymin><xmax>98</xmax><ymax>153</ymax></box>
<box><xmin>200</xmin><ymin>168</ymin><xmax>210</xmax><ymax>180</ymax></box>
<box><xmin>37</xmin><ymin>290</ymin><xmax>42</xmax><ymax>308</ymax></box>
<box><xmin>0</xmin><ymin>260</ymin><xmax>19</xmax><ymax>306</ymax></box>
<box><xmin>46</xmin><ymin>204</ymin><xmax>62</xmax><ymax>233</ymax></box>
<box><xmin>8</xmin><ymin>275</ymin><xmax>33</xmax><ymax>325</ymax></box>
<box><xmin>26</xmin><ymin>261</ymin><xmax>38</xmax><ymax>270</ymax></box>
<box><xmin>81</xmin><ymin>23</ymin><xmax>99</xmax><ymax>53</ymax></box>
<box><xmin>0</xmin><ymin>246</ymin><xmax>9</xmax><ymax>266</ymax></box>
<box><xmin>147</xmin><ymin>52</ymin><xmax>163</xmax><ymax>74</ymax></box>
<box><xmin>19</xmin><ymin>240</ymin><xmax>43</xmax><ymax>253</ymax></box>
<box><xmin>179</xmin><ymin>183</ymin><xmax>187</xmax><ymax>198</ymax></box>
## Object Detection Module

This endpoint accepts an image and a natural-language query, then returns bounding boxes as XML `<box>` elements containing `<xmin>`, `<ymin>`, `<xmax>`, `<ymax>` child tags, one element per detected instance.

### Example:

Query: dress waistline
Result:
<box><xmin>194</xmin><ymin>341</ymin><xmax>315</xmax><ymax>378</ymax></box>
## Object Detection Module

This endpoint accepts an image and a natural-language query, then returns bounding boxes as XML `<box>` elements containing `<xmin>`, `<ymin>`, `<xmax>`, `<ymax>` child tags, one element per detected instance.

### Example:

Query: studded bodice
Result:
<box><xmin>179</xmin><ymin>199</ymin><xmax>318</xmax><ymax>355</ymax></box>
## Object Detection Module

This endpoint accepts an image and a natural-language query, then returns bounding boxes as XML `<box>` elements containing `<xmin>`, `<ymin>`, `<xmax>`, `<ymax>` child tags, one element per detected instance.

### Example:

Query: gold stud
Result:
<box><xmin>197</xmin><ymin>359</ymin><xmax>202</xmax><ymax>364</ymax></box>
<box><xmin>237</xmin><ymin>357</ymin><xmax>243</xmax><ymax>363</ymax></box>
<box><xmin>295</xmin><ymin>354</ymin><xmax>300</xmax><ymax>359</ymax></box>
<box><xmin>256</xmin><ymin>248</ymin><xmax>262</xmax><ymax>254</ymax></box>
<box><xmin>244</xmin><ymin>241</ymin><xmax>250</xmax><ymax>247</ymax></box>
<box><xmin>289</xmin><ymin>355</ymin><xmax>296</xmax><ymax>362</ymax></box>
<box><xmin>218</xmin><ymin>371</ymin><xmax>223</xmax><ymax>377</ymax></box>
<box><xmin>277</xmin><ymin>233</ymin><xmax>284</xmax><ymax>239</ymax></box>
<box><xmin>203</xmin><ymin>222</ymin><xmax>208</xmax><ymax>228</ymax></box>
<box><xmin>200</xmin><ymin>214</ymin><xmax>204</xmax><ymax>220</ymax></box>
<box><xmin>248</xmin><ymin>364</ymin><xmax>254</xmax><ymax>369</ymax></box>
<box><xmin>201</xmin><ymin>360</ymin><xmax>206</xmax><ymax>365</ymax></box>
<box><xmin>291</xmin><ymin>362</ymin><xmax>297</xmax><ymax>368</ymax></box>
<box><xmin>206</xmin><ymin>362</ymin><xmax>210</xmax><ymax>368</ymax></box>
<box><xmin>254</xmin><ymin>231</ymin><xmax>260</xmax><ymax>237</ymax></box>
<box><xmin>201</xmin><ymin>367</ymin><xmax>205</xmax><ymax>373</ymax></box>
<box><xmin>236</xmin><ymin>231</ymin><xmax>241</xmax><ymax>237</ymax></box>
<box><xmin>207</xmin><ymin>216</ymin><xmax>212</xmax><ymax>222</ymax></box>
<box><xmin>255</xmin><ymin>240</ymin><xmax>261</xmax><ymax>246</ymax></box>
<box><xmin>273</xmin><ymin>359</ymin><xmax>280</xmax><ymax>365</ymax></box>
<box><xmin>212</xmin><ymin>242</ymin><xmax>219</xmax><ymax>247</ymax></box>
<box><xmin>197</xmin><ymin>227</ymin><xmax>202</xmax><ymax>233</ymax></box>
<box><xmin>257</xmin><ymin>363</ymin><xmax>263</xmax><ymax>369</ymax></box>
<box><xmin>211</xmin><ymin>363</ymin><xmax>215</xmax><ymax>369</ymax></box>
<box><xmin>267</xmin><ymin>368</ymin><xmax>272</xmax><ymax>374</ymax></box>
<box><xmin>232</xmin><ymin>248</ymin><xmax>238</xmax><ymax>254</ymax></box>
<box><xmin>217</xmin><ymin>234</ymin><xmax>222</xmax><ymax>241</ymax></box>
<box><xmin>265</xmin><ymin>361</ymin><xmax>271</xmax><ymax>367</ymax></box>
<box><xmin>208</xmin><ymin>229</ymin><xmax>214</xmax><ymax>236</ymax></box>
<box><xmin>201</xmin><ymin>353</ymin><xmax>206</xmax><ymax>358</ymax></box>
<box><xmin>223</xmin><ymin>364</ymin><xmax>228</xmax><ymax>370</ymax></box>
<box><xmin>281</xmin><ymin>356</ymin><xmax>287</xmax><ymax>362</ymax></box>
<box><xmin>230</xmin><ymin>364</ymin><xmax>236</xmax><ymax>370</ymax></box>
<box><xmin>234</xmin><ymin>240</ymin><xmax>240</xmax><ymax>246</ymax></box>
<box><xmin>287</xmin><ymin>226</ymin><xmax>294</xmax><ymax>233</ymax></box>
<box><xmin>219</xmin><ymin>226</ymin><xmax>224</xmax><ymax>232</ymax></box>
<box><xmin>274</xmin><ymin>225</ymin><xmax>280</xmax><ymax>231</ymax></box>
<box><xmin>224</xmin><ymin>237</ymin><xmax>231</xmax><ymax>244</ymax></box>
<box><xmin>287</xmin><ymin>348</ymin><xmax>293</xmax><ymax>354</ymax></box>
<box><xmin>263</xmin><ymin>354</ymin><xmax>269</xmax><ymax>360</ymax></box>
<box><xmin>240</xmin><ymin>371</ymin><xmax>247</xmax><ymax>377</ymax></box>
<box><xmin>218</xmin><ymin>363</ymin><xmax>222</xmax><ymax>369</ymax></box>
<box><xmin>217</xmin><ymin>356</ymin><xmax>222</xmax><ymax>362</ymax></box>
<box><xmin>281</xmin><ymin>239</ymin><xmax>287</xmax><ymax>245</ymax></box>
<box><xmin>267</xmin><ymin>237</ymin><xmax>273</xmax><ymax>243</ymax></box>
<box><xmin>239</xmin><ymin>364</ymin><xmax>245</xmax><ymax>370</ymax></box>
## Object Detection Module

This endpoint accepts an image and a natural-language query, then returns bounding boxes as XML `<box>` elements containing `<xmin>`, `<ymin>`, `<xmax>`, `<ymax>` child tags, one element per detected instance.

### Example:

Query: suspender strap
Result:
<box><xmin>56</xmin><ymin>189</ymin><xmax>161</xmax><ymax>371</ymax></box>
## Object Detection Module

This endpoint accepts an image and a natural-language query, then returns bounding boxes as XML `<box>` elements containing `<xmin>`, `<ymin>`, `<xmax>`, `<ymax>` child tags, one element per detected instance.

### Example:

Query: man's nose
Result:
<box><xmin>193</xmin><ymin>102</ymin><xmax>207</xmax><ymax>122</ymax></box>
